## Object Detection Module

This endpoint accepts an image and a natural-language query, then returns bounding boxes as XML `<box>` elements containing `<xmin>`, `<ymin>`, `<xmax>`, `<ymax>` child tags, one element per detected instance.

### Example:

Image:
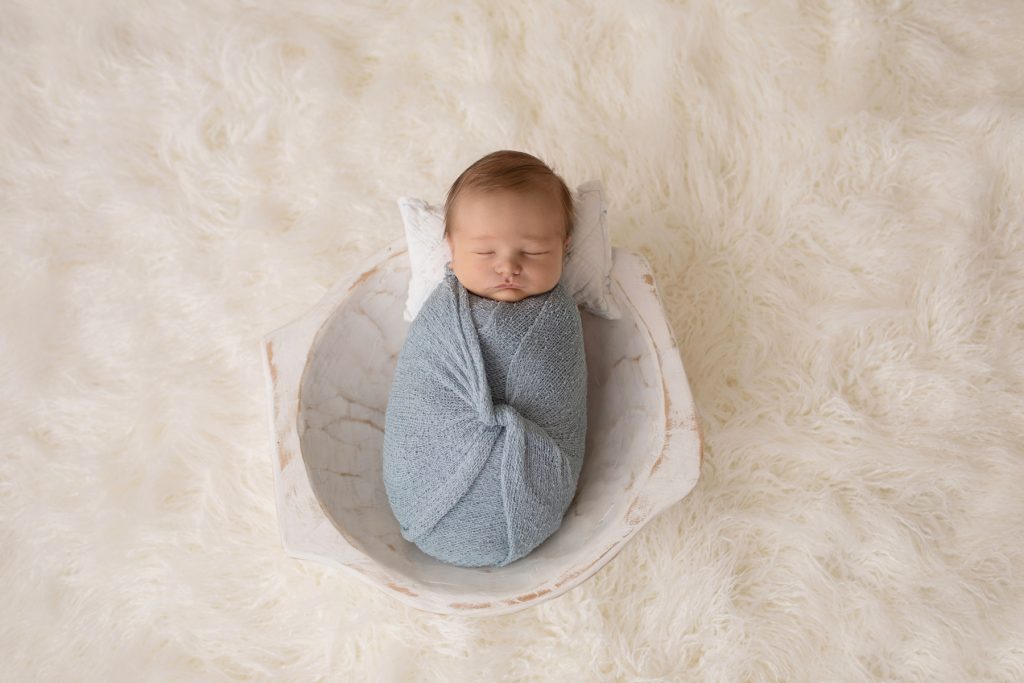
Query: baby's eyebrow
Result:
<box><xmin>469</xmin><ymin>235</ymin><xmax>551</xmax><ymax>242</ymax></box>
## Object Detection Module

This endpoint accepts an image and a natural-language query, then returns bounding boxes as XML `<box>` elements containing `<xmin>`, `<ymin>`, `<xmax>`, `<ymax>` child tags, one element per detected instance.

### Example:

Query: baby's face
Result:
<box><xmin>445</xmin><ymin>188</ymin><xmax>571</xmax><ymax>303</ymax></box>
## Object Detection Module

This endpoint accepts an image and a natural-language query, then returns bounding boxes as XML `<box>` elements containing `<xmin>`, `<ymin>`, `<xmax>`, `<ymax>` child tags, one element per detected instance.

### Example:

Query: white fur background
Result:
<box><xmin>2</xmin><ymin>0</ymin><xmax>1023</xmax><ymax>680</ymax></box>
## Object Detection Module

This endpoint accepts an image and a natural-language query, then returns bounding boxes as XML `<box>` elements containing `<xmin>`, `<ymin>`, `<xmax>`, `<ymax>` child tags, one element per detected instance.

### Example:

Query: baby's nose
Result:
<box><xmin>496</xmin><ymin>257</ymin><xmax>521</xmax><ymax>274</ymax></box>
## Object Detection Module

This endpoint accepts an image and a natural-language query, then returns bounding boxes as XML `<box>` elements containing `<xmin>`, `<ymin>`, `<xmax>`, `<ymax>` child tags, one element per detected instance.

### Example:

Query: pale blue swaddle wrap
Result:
<box><xmin>383</xmin><ymin>263</ymin><xmax>588</xmax><ymax>567</ymax></box>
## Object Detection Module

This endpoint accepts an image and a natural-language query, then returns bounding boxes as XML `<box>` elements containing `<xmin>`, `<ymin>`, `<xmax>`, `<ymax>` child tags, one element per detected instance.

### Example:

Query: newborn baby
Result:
<box><xmin>383</xmin><ymin>150</ymin><xmax>588</xmax><ymax>568</ymax></box>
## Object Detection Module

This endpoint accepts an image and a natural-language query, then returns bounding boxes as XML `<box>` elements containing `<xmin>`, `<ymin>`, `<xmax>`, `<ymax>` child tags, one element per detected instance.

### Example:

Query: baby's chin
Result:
<box><xmin>488</xmin><ymin>288</ymin><xmax>531</xmax><ymax>302</ymax></box>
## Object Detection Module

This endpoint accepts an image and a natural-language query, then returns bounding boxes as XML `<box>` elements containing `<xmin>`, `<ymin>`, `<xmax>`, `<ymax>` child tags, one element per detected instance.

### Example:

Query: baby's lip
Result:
<box><xmin>496</xmin><ymin>282</ymin><xmax>522</xmax><ymax>289</ymax></box>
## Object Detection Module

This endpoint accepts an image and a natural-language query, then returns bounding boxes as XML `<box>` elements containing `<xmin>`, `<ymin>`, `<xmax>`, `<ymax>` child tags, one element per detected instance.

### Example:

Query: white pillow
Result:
<box><xmin>397</xmin><ymin>179</ymin><xmax>622</xmax><ymax>322</ymax></box>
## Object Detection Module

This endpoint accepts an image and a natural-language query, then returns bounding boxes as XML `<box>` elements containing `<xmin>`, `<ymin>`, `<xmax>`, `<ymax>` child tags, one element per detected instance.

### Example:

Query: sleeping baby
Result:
<box><xmin>382</xmin><ymin>150</ymin><xmax>588</xmax><ymax>568</ymax></box>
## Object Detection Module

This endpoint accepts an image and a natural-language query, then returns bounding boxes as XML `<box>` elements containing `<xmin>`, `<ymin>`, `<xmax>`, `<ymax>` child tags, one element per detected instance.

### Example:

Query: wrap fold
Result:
<box><xmin>383</xmin><ymin>264</ymin><xmax>588</xmax><ymax>567</ymax></box>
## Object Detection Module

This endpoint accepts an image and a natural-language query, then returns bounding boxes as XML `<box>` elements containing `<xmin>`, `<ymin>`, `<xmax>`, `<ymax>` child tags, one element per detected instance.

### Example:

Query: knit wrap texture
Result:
<box><xmin>383</xmin><ymin>263</ymin><xmax>588</xmax><ymax>567</ymax></box>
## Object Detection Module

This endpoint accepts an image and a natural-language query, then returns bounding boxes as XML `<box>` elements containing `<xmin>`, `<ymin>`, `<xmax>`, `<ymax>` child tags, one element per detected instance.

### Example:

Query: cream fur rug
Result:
<box><xmin>3</xmin><ymin>1</ymin><xmax>1023</xmax><ymax>680</ymax></box>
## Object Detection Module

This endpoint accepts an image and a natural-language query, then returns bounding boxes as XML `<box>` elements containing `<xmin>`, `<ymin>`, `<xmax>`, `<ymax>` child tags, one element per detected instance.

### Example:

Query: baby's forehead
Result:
<box><xmin>451</xmin><ymin>188</ymin><xmax>566</xmax><ymax>240</ymax></box>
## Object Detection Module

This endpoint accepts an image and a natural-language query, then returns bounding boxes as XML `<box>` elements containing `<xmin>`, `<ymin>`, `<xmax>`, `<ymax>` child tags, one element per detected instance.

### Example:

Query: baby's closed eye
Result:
<box><xmin>473</xmin><ymin>251</ymin><xmax>548</xmax><ymax>256</ymax></box>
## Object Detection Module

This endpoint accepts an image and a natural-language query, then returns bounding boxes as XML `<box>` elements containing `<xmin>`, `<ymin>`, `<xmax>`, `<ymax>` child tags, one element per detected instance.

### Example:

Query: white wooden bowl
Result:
<box><xmin>260</xmin><ymin>236</ymin><xmax>702</xmax><ymax>616</ymax></box>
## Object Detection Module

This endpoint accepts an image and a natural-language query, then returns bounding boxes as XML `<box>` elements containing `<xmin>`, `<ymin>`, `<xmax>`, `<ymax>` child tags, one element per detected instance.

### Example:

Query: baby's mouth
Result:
<box><xmin>497</xmin><ymin>283</ymin><xmax>522</xmax><ymax>290</ymax></box>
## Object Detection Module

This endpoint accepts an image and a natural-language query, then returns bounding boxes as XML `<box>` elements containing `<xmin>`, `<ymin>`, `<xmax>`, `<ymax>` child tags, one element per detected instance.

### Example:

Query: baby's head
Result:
<box><xmin>443</xmin><ymin>150</ymin><xmax>573</xmax><ymax>302</ymax></box>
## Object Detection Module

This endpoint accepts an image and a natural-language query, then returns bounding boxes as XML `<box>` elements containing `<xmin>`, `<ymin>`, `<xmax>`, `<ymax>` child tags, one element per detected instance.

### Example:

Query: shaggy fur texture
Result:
<box><xmin>2</xmin><ymin>1</ymin><xmax>1023</xmax><ymax>680</ymax></box>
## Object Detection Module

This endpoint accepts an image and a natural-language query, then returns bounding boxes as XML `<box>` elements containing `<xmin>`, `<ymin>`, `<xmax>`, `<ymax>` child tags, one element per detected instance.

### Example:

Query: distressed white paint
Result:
<box><xmin>260</xmin><ymin>236</ymin><xmax>702</xmax><ymax>616</ymax></box>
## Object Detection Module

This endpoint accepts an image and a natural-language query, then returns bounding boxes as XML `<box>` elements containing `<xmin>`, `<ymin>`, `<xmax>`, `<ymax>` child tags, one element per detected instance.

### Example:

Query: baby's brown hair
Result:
<box><xmin>443</xmin><ymin>150</ymin><xmax>574</xmax><ymax>241</ymax></box>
